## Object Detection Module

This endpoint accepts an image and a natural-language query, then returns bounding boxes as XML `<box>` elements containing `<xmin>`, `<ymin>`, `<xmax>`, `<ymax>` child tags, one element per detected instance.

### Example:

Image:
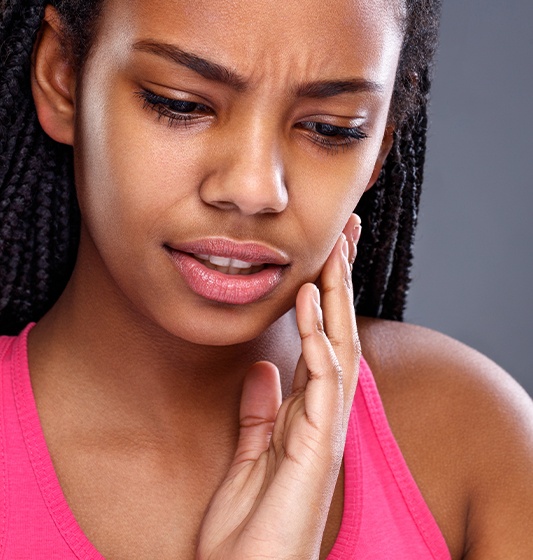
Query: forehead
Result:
<box><xmin>95</xmin><ymin>0</ymin><xmax>403</xmax><ymax>89</ymax></box>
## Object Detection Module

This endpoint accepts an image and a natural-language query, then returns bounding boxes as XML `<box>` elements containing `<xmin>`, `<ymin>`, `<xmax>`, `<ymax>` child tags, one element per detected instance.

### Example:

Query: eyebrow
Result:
<box><xmin>133</xmin><ymin>40</ymin><xmax>384</xmax><ymax>98</ymax></box>
<box><xmin>294</xmin><ymin>79</ymin><xmax>384</xmax><ymax>98</ymax></box>
<box><xmin>133</xmin><ymin>40</ymin><xmax>248</xmax><ymax>92</ymax></box>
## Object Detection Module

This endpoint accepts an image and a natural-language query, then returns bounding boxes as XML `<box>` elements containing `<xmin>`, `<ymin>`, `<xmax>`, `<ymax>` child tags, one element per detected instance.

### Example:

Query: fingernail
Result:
<box><xmin>352</xmin><ymin>224</ymin><xmax>362</xmax><ymax>246</ymax></box>
<box><xmin>351</xmin><ymin>215</ymin><xmax>362</xmax><ymax>246</ymax></box>
<box><xmin>342</xmin><ymin>235</ymin><xmax>349</xmax><ymax>260</ymax></box>
<box><xmin>312</xmin><ymin>284</ymin><xmax>320</xmax><ymax>305</ymax></box>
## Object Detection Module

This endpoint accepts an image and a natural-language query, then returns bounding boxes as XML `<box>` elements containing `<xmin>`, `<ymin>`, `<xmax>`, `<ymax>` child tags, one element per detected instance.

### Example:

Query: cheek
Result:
<box><xmin>74</xmin><ymin>92</ymin><xmax>210</xmax><ymax>249</ymax></box>
<box><xmin>286</xmin><ymin>140</ymin><xmax>381</xmax><ymax>268</ymax></box>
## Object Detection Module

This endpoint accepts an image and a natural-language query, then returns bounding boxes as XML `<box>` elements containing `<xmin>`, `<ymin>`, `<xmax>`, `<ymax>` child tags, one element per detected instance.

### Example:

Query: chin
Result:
<box><xmin>151</xmin><ymin>304</ymin><xmax>284</xmax><ymax>348</ymax></box>
<box><xmin>176</xmin><ymin>324</ymin><xmax>268</xmax><ymax>347</ymax></box>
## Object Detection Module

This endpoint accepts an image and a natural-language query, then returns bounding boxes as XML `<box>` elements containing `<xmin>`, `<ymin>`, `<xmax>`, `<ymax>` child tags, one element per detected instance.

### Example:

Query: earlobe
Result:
<box><xmin>364</xmin><ymin>125</ymin><xmax>394</xmax><ymax>192</ymax></box>
<box><xmin>31</xmin><ymin>6</ymin><xmax>76</xmax><ymax>146</ymax></box>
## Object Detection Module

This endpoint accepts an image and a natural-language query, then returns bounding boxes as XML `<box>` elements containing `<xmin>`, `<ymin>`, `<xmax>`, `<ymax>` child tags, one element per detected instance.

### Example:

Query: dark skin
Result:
<box><xmin>27</xmin><ymin>0</ymin><xmax>533</xmax><ymax>558</ymax></box>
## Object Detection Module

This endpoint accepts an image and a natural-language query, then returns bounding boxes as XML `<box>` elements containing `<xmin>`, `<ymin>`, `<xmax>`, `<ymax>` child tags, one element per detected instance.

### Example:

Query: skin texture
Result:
<box><xmin>26</xmin><ymin>0</ymin><xmax>533</xmax><ymax>559</ymax></box>
<box><xmin>44</xmin><ymin>0</ymin><xmax>396</xmax><ymax>348</ymax></box>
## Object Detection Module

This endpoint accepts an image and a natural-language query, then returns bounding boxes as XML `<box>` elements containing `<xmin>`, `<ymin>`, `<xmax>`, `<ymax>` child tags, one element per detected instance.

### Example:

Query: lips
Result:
<box><xmin>165</xmin><ymin>238</ymin><xmax>289</xmax><ymax>305</ymax></box>
<box><xmin>169</xmin><ymin>238</ymin><xmax>290</xmax><ymax>266</ymax></box>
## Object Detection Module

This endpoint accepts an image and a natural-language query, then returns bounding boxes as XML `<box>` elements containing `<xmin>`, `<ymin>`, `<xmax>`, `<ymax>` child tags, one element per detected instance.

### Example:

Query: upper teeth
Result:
<box><xmin>194</xmin><ymin>254</ymin><xmax>261</xmax><ymax>269</ymax></box>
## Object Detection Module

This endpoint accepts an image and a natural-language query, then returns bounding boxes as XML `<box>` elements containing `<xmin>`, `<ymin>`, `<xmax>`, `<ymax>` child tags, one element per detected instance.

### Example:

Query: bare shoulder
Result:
<box><xmin>357</xmin><ymin>317</ymin><xmax>533</xmax><ymax>560</ymax></box>
<box><xmin>356</xmin><ymin>317</ymin><xmax>533</xmax><ymax>426</ymax></box>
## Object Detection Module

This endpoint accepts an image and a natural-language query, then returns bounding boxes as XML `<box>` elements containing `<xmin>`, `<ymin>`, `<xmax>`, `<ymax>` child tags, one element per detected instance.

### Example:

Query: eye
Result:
<box><xmin>297</xmin><ymin>120</ymin><xmax>368</xmax><ymax>153</ymax></box>
<box><xmin>135</xmin><ymin>89</ymin><xmax>212</xmax><ymax>127</ymax></box>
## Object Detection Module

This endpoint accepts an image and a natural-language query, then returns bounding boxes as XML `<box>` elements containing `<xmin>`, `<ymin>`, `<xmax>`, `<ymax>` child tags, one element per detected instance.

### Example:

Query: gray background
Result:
<box><xmin>406</xmin><ymin>0</ymin><xmax>533</xmax><ymax>395</ymax></box>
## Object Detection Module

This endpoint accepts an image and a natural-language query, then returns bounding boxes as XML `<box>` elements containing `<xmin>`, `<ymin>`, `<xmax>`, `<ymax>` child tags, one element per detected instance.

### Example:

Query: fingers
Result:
<box><xmin>315</xmin><ymin>215</ymin><xmax>361</xmax><ymax>424</ymax></box>
<box><xmin>343</xmin><ymin>213</ymin><xmax>362</xmax><ymax>271</ymax></box>
<box><xmin>294</xmin><ymin>282</ymin><xmax>344</xmax><ymax>433</ymax></box>
<box><xmin>229</xmin><ymin>361</ymin><xmax>282</xmax><ymax>474</ymax></box>
<box><xmin>232</xmin><ymin>216</ymin><xmax>360</xmax><ymax>470</ymax></box>
<box><xmin>291</xmin><ymin>282</ymin><xmax>334</xmax><ymax>396</ymax></box>
<box><xmin>343</xmin><ymin>214</ymin><xmax>362</xmax><ymax>266</ymax></box>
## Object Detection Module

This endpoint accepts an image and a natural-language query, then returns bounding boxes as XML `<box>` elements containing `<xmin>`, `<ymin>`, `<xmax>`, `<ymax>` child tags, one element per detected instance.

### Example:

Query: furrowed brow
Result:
<box><xmin>132</xmin><ymin>40</ymin><xmax>248</xmax><ymax>92</ymax></box>
<box><xmin>295</xmin><ymin>79</ymin><xmax>384</xmax><ymax>99</ymax></box>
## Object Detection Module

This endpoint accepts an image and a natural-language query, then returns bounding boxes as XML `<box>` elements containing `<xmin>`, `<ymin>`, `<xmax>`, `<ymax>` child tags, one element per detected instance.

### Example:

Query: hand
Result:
<box><xmin>196</xmin><ymin>215</ymin><xmax>362</xmax><ymax>560</ymax></box>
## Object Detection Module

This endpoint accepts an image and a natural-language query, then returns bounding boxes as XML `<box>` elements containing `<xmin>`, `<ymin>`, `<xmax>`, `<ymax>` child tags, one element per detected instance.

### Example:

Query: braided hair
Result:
<box><xmin>0</xmin><ymin>0</ymin><xmax>442</xmax><ymax>335</ymax></box>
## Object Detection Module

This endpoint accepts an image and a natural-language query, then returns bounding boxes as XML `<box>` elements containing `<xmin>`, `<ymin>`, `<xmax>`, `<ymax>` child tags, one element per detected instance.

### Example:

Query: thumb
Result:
<box><xmin>229</xmin><ymin>361</ymin><xmax>282</xmax><ymax>475</ymax></box>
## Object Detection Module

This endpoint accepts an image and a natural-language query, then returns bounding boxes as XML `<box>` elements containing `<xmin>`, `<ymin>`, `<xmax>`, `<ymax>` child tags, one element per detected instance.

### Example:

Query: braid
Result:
<box><xmin>381</xmin><ymin>106</ymin><xmax>427</xmax><ymax>319</ymax></box>
<box><xmin>0</xmin><ymin>0</ymin><xmax>442</xmax><ymax>335</ymax></box>
<box><xmin>354</xmin><ymin>105</ymin><xmax>428</xmax><ymax>320</ymax></box>
<box><xmin>0</xmin><ymin>0</ymin><xmax>80</xmax><ymax>335</ymax></box>
<box><xmin>353</xmin><ymin>1</ymin><xmax>440</xmax><ymax>320</ymax></box>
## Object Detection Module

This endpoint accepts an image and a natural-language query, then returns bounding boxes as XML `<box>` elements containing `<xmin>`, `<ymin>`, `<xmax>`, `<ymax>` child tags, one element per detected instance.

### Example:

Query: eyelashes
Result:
<box><xmin>135</xmin><ymin>88</ymin><xmax>368</xmax><ymax>153</ymax></box>
<box><xmin>296</xmin><ymin>121</ymin><xmax>368</xmax><ymax>153</ymax></box>
<box><xmin>135</xmin><ymin>89</ymin><xmax>211</xmax><ymax>127</ymax></box>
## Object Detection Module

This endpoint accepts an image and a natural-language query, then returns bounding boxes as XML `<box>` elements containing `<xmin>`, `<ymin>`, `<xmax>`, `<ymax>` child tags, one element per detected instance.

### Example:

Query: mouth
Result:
<box><xmin>190</xmin><ymin>253</ymin><xmax>268</xmax><ymax>276</ymax></box>
<box><xmin>164</xmin><ymin>239</ymin><xmax>289</xmax><ymax>305</ymax></box>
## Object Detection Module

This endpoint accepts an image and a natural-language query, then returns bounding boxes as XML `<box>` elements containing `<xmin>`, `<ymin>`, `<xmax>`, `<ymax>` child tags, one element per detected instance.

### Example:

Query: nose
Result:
<box><xmin>199</xmin><ymin>126</ymin><xmax>289</xmax><ymax>216</ymax></box>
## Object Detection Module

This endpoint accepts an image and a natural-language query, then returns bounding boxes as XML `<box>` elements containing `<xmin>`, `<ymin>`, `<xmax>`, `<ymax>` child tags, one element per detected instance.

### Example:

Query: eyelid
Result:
<box><xmin>301</xmin><ymin>121</ymin><xmax>368</xmax><ymax>137</ymax></box>
<box><xmin>136</xmin><ymin>88</ymin><xmax>368</xmax><ymax>153</ymax></box>
<box><xmin>136</xmin><ymin>89</ymin><xmax>212</xmax><ymax>112</ymax></box>
<box><xmin>141</xmin><ymin>78</ymin><xmax>217</xmax><ymax>106</ymax></box>
<box><xmin>291</xmin><ymin>118</ymin><xmax>369</xmax><ymax>155</ymax></box>
<box><xmin>297</xmin><ymin>120</ymin><xmax>368</xmax><ymax>143</ymax></box>
<box><xmin>135</xmin><ymin>88</ymin><xmax>214</xmax><ymax>129</ymax></box>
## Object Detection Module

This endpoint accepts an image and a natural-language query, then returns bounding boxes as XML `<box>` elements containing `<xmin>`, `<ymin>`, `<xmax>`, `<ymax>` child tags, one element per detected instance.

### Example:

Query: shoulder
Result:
<box><xmin>356</xmin><ymin>316</ymin><xmax>533</xmax><ymax>420</ymax></box>
<box><xmin>357</xmin><ymin>317</ymin><xmax>533</xmax><ymax>559</ymax></box>
<box><xmin>356</xmin><ymin>317</ymin><xmax>533</xmax><ymax>446</ymax></box>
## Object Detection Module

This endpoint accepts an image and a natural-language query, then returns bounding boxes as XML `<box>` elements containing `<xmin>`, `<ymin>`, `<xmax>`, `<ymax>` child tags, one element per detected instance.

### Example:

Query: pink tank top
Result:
<box><xmin>0</xmin><ymin>324</ymin><xmax>452</xmax><ymax>559</ymax></box>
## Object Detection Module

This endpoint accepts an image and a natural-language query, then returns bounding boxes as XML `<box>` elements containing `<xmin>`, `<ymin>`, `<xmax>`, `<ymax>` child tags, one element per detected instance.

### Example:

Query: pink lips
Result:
<box><xmin>165</xmin><ymin>238</ymin><xmax>289</xmax><ymax>305</ymax></box>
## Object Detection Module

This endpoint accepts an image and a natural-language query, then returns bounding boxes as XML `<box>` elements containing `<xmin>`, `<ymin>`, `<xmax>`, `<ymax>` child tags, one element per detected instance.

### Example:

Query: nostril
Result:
<box><xmin>204</xmin><ymin>200</ymin><xmax>240</xmax><ymax>212</ymax></box>
<box><xmin>259</xmin><ymin>206</ymin><xmax>282</xmax><ymax>214</ymax></box>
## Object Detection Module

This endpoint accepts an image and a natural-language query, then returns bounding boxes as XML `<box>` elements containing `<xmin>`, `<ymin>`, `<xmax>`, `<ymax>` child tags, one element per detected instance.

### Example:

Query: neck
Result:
<box><xmin>27</xmin><ymin>248</ymin><xmax>301</xmax><ymax>449</ymax></box>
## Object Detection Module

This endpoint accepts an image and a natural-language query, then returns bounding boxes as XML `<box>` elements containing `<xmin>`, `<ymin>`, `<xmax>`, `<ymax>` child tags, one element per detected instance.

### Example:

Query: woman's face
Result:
<box><xmin>72</xmin><ymin>0</ymin><xmax>403</xmax><ymax>345</ymax></box>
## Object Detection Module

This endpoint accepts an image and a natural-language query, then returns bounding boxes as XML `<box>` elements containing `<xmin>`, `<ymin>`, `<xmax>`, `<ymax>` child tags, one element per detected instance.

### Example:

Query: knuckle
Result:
<box><xmin>321</xmin><ymin>281</ymin><xmax>336</xmax><ymax>299</ymax></box>
<box><xmin>327</xmin><ymin>333</ymin><xmax>343</xmax><ymax>348</ymax></box>
<box><xmin>239</xmin><ymin>414</ymin><xmax>275</xmax><ymax>430</ymax></box>
<box><xmin>299</xmin><ymin>319</ymin><xmax>326</xmax><ymax>340</ymax></box>
<box><xmin>307</xmin><ymin>367</ymin><xmax>322</xmax><ymax>382</ymax></box>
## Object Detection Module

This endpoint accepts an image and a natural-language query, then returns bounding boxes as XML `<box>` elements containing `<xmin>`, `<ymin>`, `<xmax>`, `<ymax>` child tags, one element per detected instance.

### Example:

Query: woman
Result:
<box><xmin>1</xmin><ymin>0</ymin><xmax>532</xmax><ymax>558</ymax></box>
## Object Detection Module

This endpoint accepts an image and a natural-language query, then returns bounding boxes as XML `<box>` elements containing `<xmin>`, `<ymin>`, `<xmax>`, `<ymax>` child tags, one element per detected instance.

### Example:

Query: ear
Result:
<box><xmin>31</xmin><ymin>5</ymin><xmax>76</xmax><ymax>146</ymax></box>
<box><xmin>364</xmin><ymin>125</ymin><xmax>394</xmax><ymax>192</ymax></box>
